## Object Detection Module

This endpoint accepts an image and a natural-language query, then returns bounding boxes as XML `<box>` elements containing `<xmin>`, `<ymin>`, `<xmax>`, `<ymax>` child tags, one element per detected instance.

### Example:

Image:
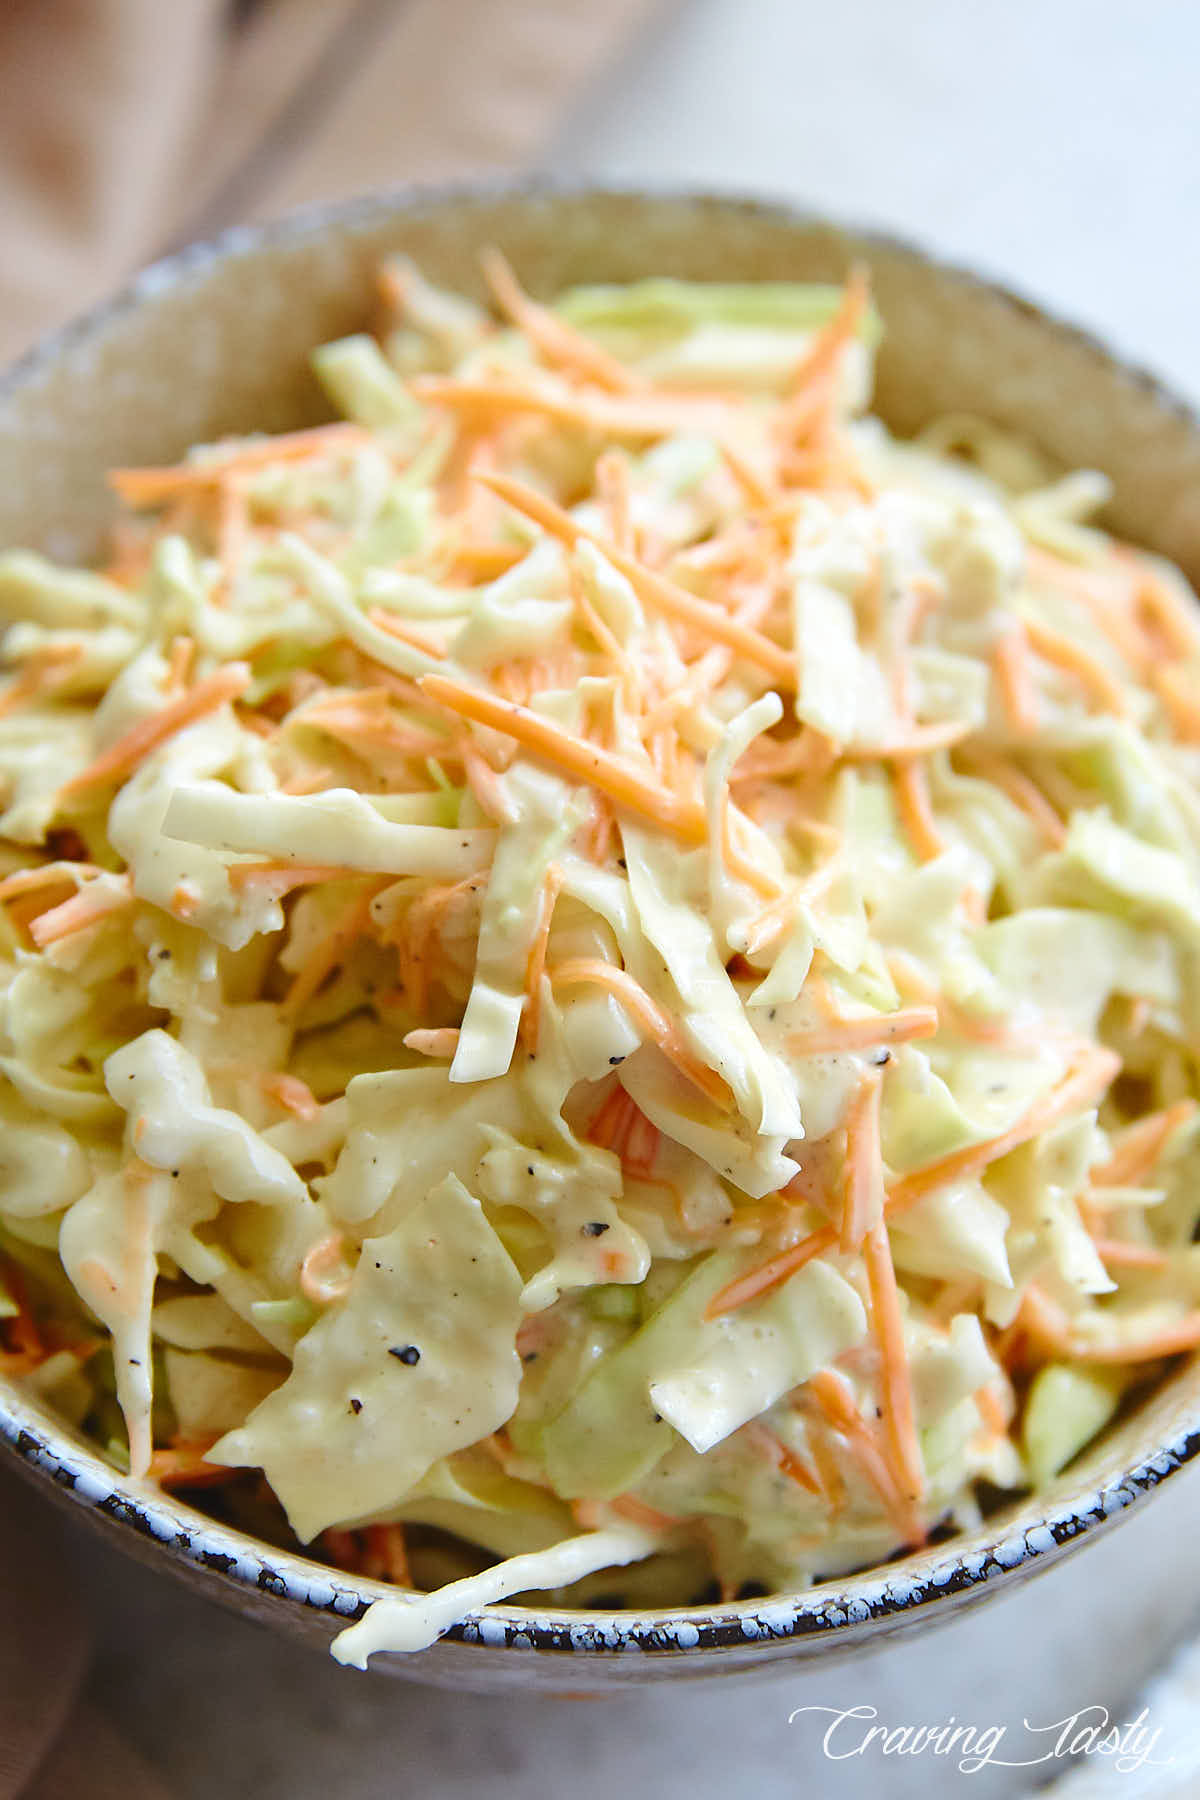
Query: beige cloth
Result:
<box><xmin>0</xmin><ymin>5</ymin><xmax>668</xmax><ymax>1788</ymax></box>
<box><xmin>0</xmin><ymin>0</ymin><xmax>669</xmax><ymax>365</ymax></box>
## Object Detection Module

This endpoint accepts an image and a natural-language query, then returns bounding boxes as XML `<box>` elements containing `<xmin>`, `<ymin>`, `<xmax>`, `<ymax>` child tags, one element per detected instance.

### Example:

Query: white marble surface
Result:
<box><xmin>53</xmin><ymin>1</ymin><xmax>1200</xmax><ymax>1794</ymax></box>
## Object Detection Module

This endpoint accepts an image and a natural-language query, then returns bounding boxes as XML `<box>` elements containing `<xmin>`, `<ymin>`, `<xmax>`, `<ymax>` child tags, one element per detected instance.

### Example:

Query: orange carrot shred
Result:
<box><xmin>1090</xmin><ymin>1100</ymin><xmax>1196</xmax><ymax>1188</ymax></box>
<box><xmin>892</xmin><ymin>758</ymin><xmax>946</xmax><ymax>862</ymax></box>
<box><xmin>862</xmin><ymin>1218</ymin><xmax>924</xmax><ymax>1505</ymax></box>
<box><xmin>788</xmin><ymin>1006</ymin><xmax>939</xmax><ymax>1059</ymax></box>
<box><xmin>420</xmin><ymin>673</ymin><xmax>709</xmax><ymax>844</ymax></box>
<box><xmin>840</xmin><ymin>1068</ymin><xmax>885</xmax><ymax>1254</ymax></box>
<box><xmin>479</xmin><ymin>246</ymin><xmax>638</xmax><ymax>394</ymax></box>
<box><xmin>1022</xmin><ymin>614</ymin><xmax>1129</xmax><ymax>715</ymax></box>
<box><xmin>60</xmin><ymin>663</ymin><xmax>251</xmax><ymax>797</ymax></box>
<box><xmin>992</xmin><ymin>627</ymin><xmax>1039</xmax><ymax>734</ymax></box>
<box><xmin>550</xmin><ymin>958</ymin><xmax>730</xmax><ymax>1107</ymax></box>
<box><xmin>479</xmin><ymin>472</ymin><xmax>797</xmax><ymax>684</ymax></box>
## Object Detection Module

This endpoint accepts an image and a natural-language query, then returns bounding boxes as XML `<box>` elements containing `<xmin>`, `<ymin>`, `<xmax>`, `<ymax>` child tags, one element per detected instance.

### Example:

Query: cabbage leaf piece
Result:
<box><xmin>213</xmin><ymin>1174</ymin><xmax>523</xmax><ymax>1541</ymax></box>
<box><xmin>540</xmin><ymin>1251</ymin><xmax>865</xmax><ymax>1496</ymax></box>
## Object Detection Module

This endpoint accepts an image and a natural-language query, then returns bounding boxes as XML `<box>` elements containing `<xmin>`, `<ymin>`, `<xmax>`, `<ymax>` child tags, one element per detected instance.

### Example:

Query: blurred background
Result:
<box><xmin>2</xmin><ymin>0</ymin><xmax>1199</xmax><ymax>402</ymax></box>
<box><xmin>3</xmin><ymin>2</ymin><xmax>1200</xmax><ymax>1796</ymax></box>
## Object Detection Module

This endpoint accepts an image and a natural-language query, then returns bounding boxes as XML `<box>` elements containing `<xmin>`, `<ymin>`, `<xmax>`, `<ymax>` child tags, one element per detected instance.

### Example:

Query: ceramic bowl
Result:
<box><xmin>2</xmin><ymin>186</ymin><xmax>1200</xmax><ymax>1693</ymax></box>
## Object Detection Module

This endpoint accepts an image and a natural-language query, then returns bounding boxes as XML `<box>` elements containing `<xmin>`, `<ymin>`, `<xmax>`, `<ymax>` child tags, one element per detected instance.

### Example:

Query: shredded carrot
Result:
<box><xmin>550</xmin><ymin>958</ymin><xmax>730</xmax><ymax>1107</ymax></box>
<box><xmin>840</xmin><ymin>1068</ymin><xmax>885</xmax><ymax>1253</ymax></box>
<box><xmin>992</xmin><ymin>627</ymin><xmax>1039</xmax><ymax>734</ymax></box>
<box><xmin>403</xmin><ymin>1026</ymin><xmax>461</xmax><ymax>1059</ymax></box>
<box><xmin>960</xmin><ymin>750</ymin><xmax>1065</xmax><ymax>848</ymax></box>
<box><xmin>839</xmin><ymin>719</ymin><xmax>972</xmax><ymax>761</ymax></box>
<box><xmin>1022</xmin><ymin>614</ymin><xmax>1129</xmax><ymax>715</ymax></box>
<box><xmin>213</xmin><ymin>474</ymin><xmax>250</xmax><ymax>604</ymax></box>
<box><xmin>414</xmin><ymin>374</ymin><xmax>728</xmax><ymax>444</ymax></box>
<box><xmin>479</xmin><ymin>247</ymin><xmax>638</xmax><ymax>394</ymax></box>
<box><xmin>227</xmin><ymin>861</ymin><xmax>366</xmax><ymax>899</ymax></box>
<box><xmin>974</xmin><ymin>1383</ymin><xmax>1010</xmax><ymax>1436</ymax></box>
<box><xmin>479</xmin><ymin>472</ymin><xmax>797</xmax><ymax>684</ymax></box>
<box><xmin>365</xmin><ymin>608</ymin><xmax>449</xmax><ymax>659</ymax></box>
<box><xmin>260</xmin><ymin>1072</ymin><xmax>320</xmax><ymax>1121</ymax></box>
<box><xmin>806</xmin><ymin>1368</ymin><xmax>924</xmax><ymax>1547</ymax></box>
<box><xmin>720</xmin><ymin>441</ymin><xmax>777</xmax><ymax>511</ymax></box>
<box><xmin>109</xmin><ymin>424</ymin><xmax>369</xmax><ymax>504</ymax></box>
<box><xmin>788</xmin><ymin>1006</ymin><xmax>939</xmax><ymax>1059</ymax></box>
<box><xmin>609</xmin><ymin>1494</ymin><xmax>682</xmax><ymax>1530</ymax></box>
<box><xmin>283</xmin><ymin>877</ymin><xmax>389</xmax><ymax>1016</ymax></box>
<box><xmin>299</xmin><ymin>1233</ymin><xmax>351</xmax><ymax>1304</ymax></box>
<box><xmin>803</xmin><ymin>1419</ymin><xmax>847</xmax><ymax>1515</ymax></box>
<box><xmin>461</xmin><ymin>742</ymin><xmax>519</xmax><ymax>824</ymax></box>
<box><xmin>1090</xmin><ymin>1100</ymin><xmax>1196</xmax><ymax>1188</ymax></box>
<box><xmin>147</xmin><ymin>1440</ymin><xmax>237</xmax><ymax>1490</ymax></box>
<box><xmin>1025</xmin><ymin>546</ymin><xmax>1155</xmax><ymax>669</ymax></box>
<box><xmin>0</xmin><ymin>861</ymin><xmax>101</xmax><ymax>903</ymax></box>
<box><xmin>739</xmin><ymin>851</ymin><xmax>842</xmax><ymax>958</ymax></box>
<box><xmin>892</xmin><ymin>758</ymin><xmax>946</xmax><ymax>861</ymax></box>
<box><xmin>886</xmin><ymin>1046</ymin><xmax>1122</xmax><ymax>1218</ymax></box>
<box><xmin>0</xmin><ymin>643</ymin><xmax>83</xmax><ymax>719</ymax></box>
<box><xmin>587</xmin><ymin>1084</ymin><xmax>661</xmax><ymax>1177</ymax></box>
<box><xmin>862</xmin><ymin>1218</ymin><xmax>924</xmax><ymax>1504</ymax></box>
<box><xmin>363</xmin><ymin>1522</ymin><xmax>413</xmax><ymax>1587</ymax></box>
<box><xmin>743</xmin><ymin>1419</ymin><xmax>822</xmax><ymax>1497</ymax></box>
<box><xmin>28</xmin><ymin>877</ymin><xmax>131</xmax><ymax>948</ymax></box>
<box><xmin>959</xmin><ymin>884</ymin><xmax>988</xmax><ymax>927</ymax></box>
<box><xmin>709</xmin><ymin>1047</ymin><xmax>1121</xmax><ymax>1319</ymax></box>
<box><xmin>448</xmin><ymin>540</ymin><xmax>526</xmax><ymax>581</ymax></box>
<box><xmin>0</xmin><ymin>1260</ymin><xmax>45</xmax><ymax>1371</ymax></box>
<box><xmin>1132</xmin><ymin>565</ymin><xmax>1200</xmax><ymax>660</ymax></box>
<box><xmin>321</xmin><ymin>1527</ymin><xmax>365</xmax><ymax>1572</ymax></box>
<box><xmin>706</xmin><ymin>1224</ymin><xmax>838</xmax><ymax>1319</ymax></box>
<box><xmin>1091</xmin><ymin>1237</ymin><xmax>1169</xmax><ymax>1271</ymax></box>
<box><xmin>521</xmin><ymin>862</ymin><xmax>565</xmax><ymax>1052</ymax></box>
<box><xmin>279</xmin><ymin>765</ymin><xmax>336</xmax><ymax>796</ymax></box>
<box><xmin>720</xmin><ymin>803</ymin><xmax>789</xmax><ymax>903</ymax></box>
<box><xmin>1153</xmin><ymin>666</ymin><xmax>1200</xmax><ymax>742</ymax></box>
<box><xmin>1069</xmin><ymin>1314</ymin><xmax>1200</xmax><ymax>1363</ymax></box>
<box><xmin>60</xmin><ymin>663</ymin><xmax>251</xmax><ymax>797</ymax></box>
<box><xmin>999</xmin><ymin>1283</ymin><xmax>1200</xmax><ymax>1369</ymax></box>
<box><xmin>419</xmin><ymin>673</ymin><xmax>708</xmax><ymax>844</ymax></box>
<box><xmin>787</xmin><ymin>266</ymin><xmax>870</xmax><ymax>399</ymax></box>
<box><xmin>162</xmin><ymin>635</ymin><xmax>196</xmax><ymax>693</ymax></box>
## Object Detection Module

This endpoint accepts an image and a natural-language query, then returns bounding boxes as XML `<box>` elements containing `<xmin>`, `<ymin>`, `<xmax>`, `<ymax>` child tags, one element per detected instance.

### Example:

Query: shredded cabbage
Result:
<box><xmin>2</xmin><ymin>256</ymin><xmax>1200</xmax><ymax>1666</ymax></box>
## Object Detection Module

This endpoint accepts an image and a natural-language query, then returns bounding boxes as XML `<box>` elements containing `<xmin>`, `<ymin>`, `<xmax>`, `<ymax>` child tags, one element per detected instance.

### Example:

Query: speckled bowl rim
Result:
<box><xmin>2</xmin><ymin>179</ymin><xmax>1200</xmax><ymax>1669</ymax></box>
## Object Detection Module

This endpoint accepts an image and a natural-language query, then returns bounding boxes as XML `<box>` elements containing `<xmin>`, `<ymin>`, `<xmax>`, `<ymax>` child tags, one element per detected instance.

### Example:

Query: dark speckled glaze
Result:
<box><xmin>2</xmin><ymin>186</ymin><xmax>1200</xmax><ymax>1691</ymax></box>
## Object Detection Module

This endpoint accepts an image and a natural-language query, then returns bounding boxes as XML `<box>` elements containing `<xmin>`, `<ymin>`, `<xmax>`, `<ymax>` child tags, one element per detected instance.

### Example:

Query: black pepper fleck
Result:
<box><xmin>527</xmin><ymin>1165</ymin><xmax>535</xmax><ymax>1176</ymax></box>
<box><xmin>522</xmin><ymin>1352</ymin><xmax>538</xmax><ymax>1364</ymax></box>
<box><xmin>349</xmin><ymin>1397</ymin><xmax>363</xmax><ymax>1415</ymax></box>
<box><xmin>582</xmin><ymin>1221</ymin><xmax>610</xmax><ymax>1237</ymax></box>
<box><xmin>389</xmin><ymin>1344</ymin><xmax>421</xmax><ymax>1365</ymax></box>
<box><xmin>609</xmin><ymin>1055</ymin><xmax>625</xmax><ymax>1065</ymax></box>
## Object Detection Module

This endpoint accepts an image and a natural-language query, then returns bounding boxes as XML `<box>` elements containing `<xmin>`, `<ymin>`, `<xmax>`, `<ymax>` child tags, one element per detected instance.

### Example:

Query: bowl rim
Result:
<box><xmin>3</xmin><ymin>175</ymin><xmax>1200</xmax><ymax>1663</ymax></box>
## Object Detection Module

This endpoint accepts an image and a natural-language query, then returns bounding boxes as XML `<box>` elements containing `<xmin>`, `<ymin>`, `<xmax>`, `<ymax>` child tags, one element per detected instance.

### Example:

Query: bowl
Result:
<box><xmin>3</xmin><ymin>184</ymin><xmax>1200</xmax><ymax>1692</ymax></box>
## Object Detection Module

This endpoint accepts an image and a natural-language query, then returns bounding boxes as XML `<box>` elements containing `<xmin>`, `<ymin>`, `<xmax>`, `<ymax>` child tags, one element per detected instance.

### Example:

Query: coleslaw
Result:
<box><xmin>3</xmin><ymin>251</ymin><xmax>1200</xmax><ymax>1664</ymax></box>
